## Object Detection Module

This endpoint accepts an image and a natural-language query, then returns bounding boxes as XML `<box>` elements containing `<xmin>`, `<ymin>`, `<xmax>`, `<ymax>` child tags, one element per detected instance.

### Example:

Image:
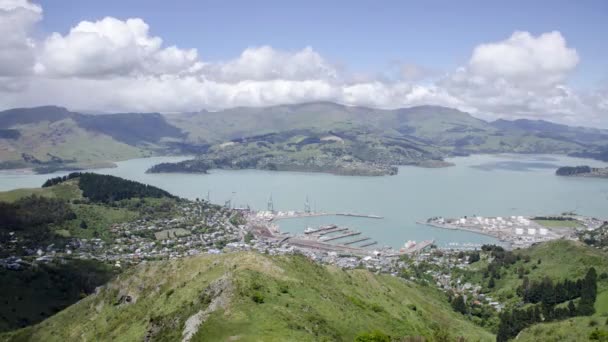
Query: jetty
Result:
<box><xmin>342</xmin><ymin>237</ymin><xmax>371</xmax><ymax>245</ymax></box>
<box><xmin>304</xmin><ymin>225</ymin><xmax>338</xmax><ymax>234</ymax></box>
<box><xmin>319</xmin><ymin>227</ymin><xmax>350</xmax><ymax>236</ymax></box>
<box><xmin>322</xmin><ymin>231</ymin><xmax>361</xmax><ymax>242</ymax></box>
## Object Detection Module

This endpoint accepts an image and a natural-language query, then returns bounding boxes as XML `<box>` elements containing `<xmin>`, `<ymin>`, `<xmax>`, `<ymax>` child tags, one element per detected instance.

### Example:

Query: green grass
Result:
<box><xmin>518</xmin><ymin>316</ymin><xmax>608</xmax><ymax>342</ymax></box>
<box><xmin>0</xmin><ymin>182</ymin><xmax>81</xmax><ymax>203</ymax></box>
<box><xmin>57</xmin><ymin>204</ymin><xmax>138</xmax><ymax>240</ymax></box>
<box><xmin>533</xmin><ymin>219</ymin><xmax>581</xmax><ymax>228</ymax></box>
<box><xmin>1</xmin><ymin>253</ymin><xmax>494</xmax><ymax>342</ymax></box>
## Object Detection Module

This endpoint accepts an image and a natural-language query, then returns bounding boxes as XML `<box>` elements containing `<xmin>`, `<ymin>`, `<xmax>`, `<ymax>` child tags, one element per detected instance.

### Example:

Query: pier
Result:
<box><xmin>304</xmin><ymin>225</ymin><xmax>338</xmax><ymax>234</ymax></box>
<box><xmin>342</xmin><ymin>237</ymin><xmax>371</xmax><ymax>245</ymax></box>
<box><xmin>359</xmin><ymin>241</ymin><xmax>377</xmax><ymax>248</ymax></box>
<box><xmin>319</xmin><ymin>227</ymin><xmax>350</xmax><ymax>236</ymax></box>
<box><xmin>322</xmin><ymin>231</ymin><xmax>361</xmax><ymax>242</ymax></box>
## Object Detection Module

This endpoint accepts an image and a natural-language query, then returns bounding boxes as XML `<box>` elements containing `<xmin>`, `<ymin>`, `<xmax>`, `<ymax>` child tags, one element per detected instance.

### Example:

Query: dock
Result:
<box><xmin>318</xmin><ymin>227</ymin><xmax>349</xmax><ymax>236</ymax></box>
<box><xmin>322</xmin><ymin>231</ymin><xmax>361</xmax><ymax>242</ymax></box>
<box><xmin>387</xmin><ymin>239</ymin><xmax>435</xmax><ymax>256</ymax></box>
<box><xmin>359</xmin><ymin>241</ymin><xmax>377</xmax><ymax>248</ymax></box>
<box><xmin>304</xmin><ymin>225</ymin><xmax>338</xmax><ymax>234</ymax></box>
<box><xmin>335</xmin><ymin>213</ymin><xmax>383</xmax><ymax>219</ymax></box>
<box><xmin>286</xmin><ymin>238</ymin><xmax>370</xmax><ymax>256</ymax></box>
<box><xmin>342</xmin><ymin>237</ymin><xmax>371</xmax><ymax>245</ymax></box>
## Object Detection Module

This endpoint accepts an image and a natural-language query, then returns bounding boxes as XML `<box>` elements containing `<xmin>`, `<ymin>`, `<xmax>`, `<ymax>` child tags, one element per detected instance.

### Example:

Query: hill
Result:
<box><xmin>0</xmin><ymin>106</ymin><xmax>184</xmax><ymax>172</ymax></box>
<box><xmin>0</xmin><ymin>174</ymin><xmax>242</xmax><ymax>333</ymax></box>
<box><xmin>3</xmin><ymin>103</ymin><xmax>608</xmax><ymax>175</ymax></box>
<box><xmin>1</xmin><ymin>252</ymin><xmax>494</xmax><ymax>341</ymax></box>
<box><xmin>453</xmin><ymin>240</ymin><xmax>608</xmax><ymax>341</ymax></box>
<box><xmin>159</xmin><ymin>102</ymin><xmax>608</xmax><ymax>175</ymax></box>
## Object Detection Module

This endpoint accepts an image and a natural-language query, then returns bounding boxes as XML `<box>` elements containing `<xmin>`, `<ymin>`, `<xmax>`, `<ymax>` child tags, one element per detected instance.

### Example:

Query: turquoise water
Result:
<box><xmin>1</xmin><ymin>154</ymin><xmax>607</xmax><ymax>249</ymax></box>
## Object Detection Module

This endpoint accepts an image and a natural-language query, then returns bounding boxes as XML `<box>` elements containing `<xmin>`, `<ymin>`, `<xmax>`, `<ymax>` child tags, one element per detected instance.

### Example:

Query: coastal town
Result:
<box><xmin>1</xmin><ymin>197</ymin><xmax>606</xmax><ymax>318</ymax></box>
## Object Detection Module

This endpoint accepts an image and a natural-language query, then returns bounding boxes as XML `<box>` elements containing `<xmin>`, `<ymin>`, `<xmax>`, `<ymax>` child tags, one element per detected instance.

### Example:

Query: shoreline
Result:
<box><xmin>418</xmin><ymin>221</ymin><xmax>509</xmax><ymax>241</ymax></box>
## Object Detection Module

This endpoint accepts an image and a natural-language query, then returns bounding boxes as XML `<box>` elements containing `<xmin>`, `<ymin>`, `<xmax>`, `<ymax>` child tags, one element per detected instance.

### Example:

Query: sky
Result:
<box><xmin>1</xmin><ymin>0</ymin><xmax>607</xmax><ymax>126</ymax></box>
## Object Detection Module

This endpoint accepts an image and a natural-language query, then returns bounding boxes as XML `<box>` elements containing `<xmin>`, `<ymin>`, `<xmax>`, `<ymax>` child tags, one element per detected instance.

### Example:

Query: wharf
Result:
<box><xmin>319</xmin><ymin>227</ymin><xmax>349</xmax><ymax>236</ymax></box>
<box><xmin>304</xmin><ymin>225</ymin><xmax>338</xmax><ymax>234</ymax></box>
<box><xmin>342</xmin><ymin>237</ymin><xmax>371</xmax><ymax>245</ymax></box>
<box><xmin>286</xmin><ymin>238</ymin><xmax>370</xmax><ymax>257</ymax></box>
<box><xmin>322</xmin><ymin>231</ymin><xmax>361</xmax><ymax>242</ymax></box>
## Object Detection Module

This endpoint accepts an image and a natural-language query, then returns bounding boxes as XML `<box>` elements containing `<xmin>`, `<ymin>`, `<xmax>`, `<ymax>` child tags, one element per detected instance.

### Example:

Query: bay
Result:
<box><xmin>1</xmin><ymin>154</ymin><xmax>607</xmax><ymax>249</ymax></box>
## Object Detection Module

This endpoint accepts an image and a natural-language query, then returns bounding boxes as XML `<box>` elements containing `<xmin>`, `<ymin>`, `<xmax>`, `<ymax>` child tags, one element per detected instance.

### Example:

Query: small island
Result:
<box><xmin>556</xmin><ymin>165</ymin><xmax>608</xmax><ymax>178</ymax></box>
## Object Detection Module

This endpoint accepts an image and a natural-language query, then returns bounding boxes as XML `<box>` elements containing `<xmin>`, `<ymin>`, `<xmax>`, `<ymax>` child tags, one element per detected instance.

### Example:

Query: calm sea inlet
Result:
<box><xmin>1</xmin><ymin>154</ymin><xmax>607</xmax><ymax>249</ymax></box>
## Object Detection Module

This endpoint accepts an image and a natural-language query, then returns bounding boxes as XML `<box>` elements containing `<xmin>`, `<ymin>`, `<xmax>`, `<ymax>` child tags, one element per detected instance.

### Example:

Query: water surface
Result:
<box><xmin>1</xmin><ymin>154</ymin><xmax>607</xmax><ymax>249</ymax></box>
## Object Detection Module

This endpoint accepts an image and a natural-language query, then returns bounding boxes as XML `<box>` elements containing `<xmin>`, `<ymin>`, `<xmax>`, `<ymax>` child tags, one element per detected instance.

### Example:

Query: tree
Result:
<box><xmin>79</xmin><ymin>220</ymin><xmax>88</xmax><ymax>229</ymax></box>
<box><xmin>568</xmin><ymin>300</ymin><xmax>577</xmax><ymax>317</ymax></box>
<box><xmin>451</xmin><ymin>295</ymin><xmax>467</xmax><ymax>314</ymax></box>
<box><xmin>488</xmin><ymin>277</ymin><xmax>495</xmax><ymax>289</ymax></box>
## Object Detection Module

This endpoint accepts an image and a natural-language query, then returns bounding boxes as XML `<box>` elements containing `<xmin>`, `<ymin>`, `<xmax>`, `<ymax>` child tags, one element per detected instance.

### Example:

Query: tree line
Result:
<box><xmin>497</xmin><ymin>267</ymin><xmax>598</xmax><ymax>341</ymax></box>
<box><xmin>42</xmin><ymin>172</ymin><xmax>175</xmax><ymax>203</ymax></box>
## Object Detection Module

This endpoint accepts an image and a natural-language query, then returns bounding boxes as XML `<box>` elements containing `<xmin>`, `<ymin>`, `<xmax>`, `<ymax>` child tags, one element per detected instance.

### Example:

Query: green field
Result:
<box><xmin>2</xmin><ymin>253</ymin><xmax>494</xmax><ymax>342</ymax></box>
<box><xmin>0</xmin><ymin>182</ymin><xmax>81</xmax><ymax>202</ymax></box>
<box><xmin>533</xmin><ymin>219</ymin><xmax>581</xmax><ymax>228</ymax></box>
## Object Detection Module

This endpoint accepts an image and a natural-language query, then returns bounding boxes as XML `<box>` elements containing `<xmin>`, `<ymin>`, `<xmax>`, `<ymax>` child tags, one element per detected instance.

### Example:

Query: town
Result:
<box><xmin>2</xmin><ymin>198</ymin><xmax>606</xmax><ymax>320</ymax></box>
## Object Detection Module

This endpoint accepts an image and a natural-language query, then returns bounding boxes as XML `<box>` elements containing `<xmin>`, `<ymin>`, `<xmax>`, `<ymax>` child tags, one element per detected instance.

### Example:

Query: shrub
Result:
<box><xmin>355</xmin><ymin>330</ymin><xmax>391</xmax><ymax>342</ymax></box>
<box><xmin>251</xmin><ymin>293</ymin><xmax>264</xmax><ymax>304</ymax></box>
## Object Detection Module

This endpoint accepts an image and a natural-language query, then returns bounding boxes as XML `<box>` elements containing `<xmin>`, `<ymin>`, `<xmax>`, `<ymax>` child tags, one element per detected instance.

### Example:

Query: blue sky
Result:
<box><xmin>37</xmin><ymin>0</ymin><xmax>607</xmax><ymax>87</ymax></box>
<box><xmin>1</xmin><ymin>0</ymin><xmax>607</xmax><ymax>125</ymax></box>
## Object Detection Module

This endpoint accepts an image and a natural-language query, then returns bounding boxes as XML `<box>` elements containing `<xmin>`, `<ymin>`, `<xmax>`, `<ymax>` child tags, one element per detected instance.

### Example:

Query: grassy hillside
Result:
<box><xmin>496</xmin><ymin>240</ymin><xmax>608</xmax><ymax>303</ymax></box>
<box><xmin>3</xmin><ymin>103</ymin><xmax>608</xmax><ymax>173</ymax></box>
<box><xmin>1</xmin><ymin>252</ymin><xmax>494</xmax><ymax>342</ymax></box>
<box><xmin>0</xmin><ymin>107</ymin><xmax>182</xmax><ymax>171</ymax></box>
<box><xmin>0</xmin><ymin>182</ymin><xmax>81</xmax><ymax>203</ymax></box>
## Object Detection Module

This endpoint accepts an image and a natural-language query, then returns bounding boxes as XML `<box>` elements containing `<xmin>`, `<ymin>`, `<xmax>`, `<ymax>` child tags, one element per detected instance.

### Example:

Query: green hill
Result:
<box><xmin>456</xmin><ymin>240</ymin><xmax>608</xmax><ymax>341</ymax></box>
<box><xmin>1</xmin><ymin>252</ymin><xmax>494</xmax><ymax>342</ymax></box>
<box><xmin>3</xmin><ymin>102</ymin><xmax>608</xmax><ymax>174</ymax></box>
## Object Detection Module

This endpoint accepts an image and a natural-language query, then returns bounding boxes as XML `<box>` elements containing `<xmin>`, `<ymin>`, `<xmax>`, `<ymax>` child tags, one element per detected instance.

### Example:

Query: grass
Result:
<box><xmin>518</xmin><ymin>316</ymin><xmax>608</xmax><ymax>342</ymax></box>
<box><xmin>57</xmin><ymin>204</ymin><xmax>138</xmax><ymax>240</ymax></box>
<box><xmin>2</xmin><ymin>253</ymin><xmax>494</xmax><ymax>342</ymax></box>
<box><xmin>459</xmin><ymin>240</ymin><xmax>608</xmax><ymax>341</ymax></box>
<box><xmin>533</xmin><ymin>219</ymin><xmax>581</xmax><ymax>228</ymax></box>
<box><xmin>0</xmin><ymin>182</ymin><xmax>81</xmax><ymax>203</ymax></box>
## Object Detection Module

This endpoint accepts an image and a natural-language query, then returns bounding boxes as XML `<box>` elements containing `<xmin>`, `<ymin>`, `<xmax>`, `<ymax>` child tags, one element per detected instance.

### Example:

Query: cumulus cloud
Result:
<box><xmin>439</xmin><ymin>31</ymin><xmax>598</xmax><ymax>123</ymax></box>
<box><xmin>36</xmin><ymin>17</ymin><xmax>201</xmax><ymax>77</ymax></box>
<box><xmin>201</xmin><ymin>46</ymin><xmax>340</xmax><ymax>83</ymax></box>
<box><xmin>0</xmin><ymin>0</ymin><xmax>41</xmax><ymax>77</ymax></box>
<box><xmin>0</xmin><ymin>1</ymin><xmax>605</xmax><ymax>126</ymax></box>
<box><xmin>468</xmin><ymin>31</ymin><xmax>579</xmax><ymax>87</ymax></box>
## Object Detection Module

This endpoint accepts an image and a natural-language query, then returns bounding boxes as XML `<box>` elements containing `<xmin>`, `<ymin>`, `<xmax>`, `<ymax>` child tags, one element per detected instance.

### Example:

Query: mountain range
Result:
<box><xmin>1</xmin><ymin>103</ymin><xmax>607</xmax><ymax>173</ymax></box>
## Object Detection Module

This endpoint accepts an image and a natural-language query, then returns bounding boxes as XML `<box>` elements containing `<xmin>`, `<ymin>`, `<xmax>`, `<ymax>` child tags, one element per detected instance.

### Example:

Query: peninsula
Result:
<box><xmin>556</xmin><ymin>165</ymin><xmax>608</xmax><ymax>178</ymax></box>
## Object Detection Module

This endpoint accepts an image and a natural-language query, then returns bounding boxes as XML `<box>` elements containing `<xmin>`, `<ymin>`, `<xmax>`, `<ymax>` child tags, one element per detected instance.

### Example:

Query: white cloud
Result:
<box><xmin>0</xmin><ymin>0</ymin><xmax>41</xmax><ymax>77</ymax></box>
<box><xmin>36</xmin><ymin>17</ymin><xmax>200</xmax><ymax>77</ymax></box>
<box><xmin>0</xmin><ymin>2</ymin><xmax>605</xmax><ymax>127</ymax></box>
<box><xmin>201</xmin><ymin>46</ymin><xmax>340</xmax><ymax>83</ymax></box>
<box><xmin>468</xmin><ymin>31</ymin><xmax>579</xmax><ymax>88</ymax></box>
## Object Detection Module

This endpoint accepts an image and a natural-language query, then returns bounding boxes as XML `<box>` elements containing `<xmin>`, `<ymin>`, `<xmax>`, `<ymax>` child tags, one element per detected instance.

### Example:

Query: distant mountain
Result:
<box><xmin>0</xmin><ymin>106</ymin><xmax>186</xmax><ymax>171</ymax></box>
<box><xmin>2</xmin><ymin>102</ymin><xmax>608</xmax><ymax>173</ymax></box>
